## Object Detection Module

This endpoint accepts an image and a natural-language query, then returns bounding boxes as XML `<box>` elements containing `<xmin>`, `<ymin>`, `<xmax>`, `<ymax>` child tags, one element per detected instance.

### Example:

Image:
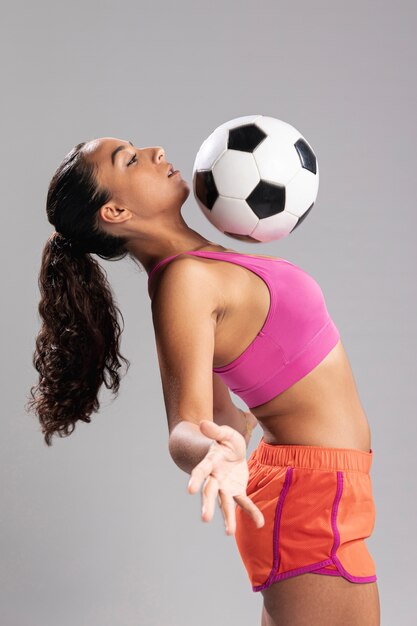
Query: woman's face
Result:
<box><xmin>83</xmin><ymin>136</ymin><xmax>190</xmax><ymax>231</ymax></box>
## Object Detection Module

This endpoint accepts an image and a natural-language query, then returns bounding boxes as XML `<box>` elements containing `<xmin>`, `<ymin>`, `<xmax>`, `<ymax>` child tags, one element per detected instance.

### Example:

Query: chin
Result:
<box><xmin>180</xmin><ymin>183</ymin><xmax>191</xmax><ymax>200</ymax></box>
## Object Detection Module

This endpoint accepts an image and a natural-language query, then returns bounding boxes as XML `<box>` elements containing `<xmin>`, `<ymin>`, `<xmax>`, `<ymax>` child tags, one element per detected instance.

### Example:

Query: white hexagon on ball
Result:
<box><xmin>212</xmin><ymin>151</ymin><xmax>259</xmax><ymax>198</ymax></box>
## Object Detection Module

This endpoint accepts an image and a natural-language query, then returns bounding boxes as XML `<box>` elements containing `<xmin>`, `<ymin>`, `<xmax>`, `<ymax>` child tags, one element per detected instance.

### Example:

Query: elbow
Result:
<box><xmin>167</xmin><ymin>422</ymin><xmax>194</xmax><ymax>473</ymax></box>
<box><xmin>168</xmin><ymin>420</ymin><xmax>215</xmax><ymax>475</ymax></box>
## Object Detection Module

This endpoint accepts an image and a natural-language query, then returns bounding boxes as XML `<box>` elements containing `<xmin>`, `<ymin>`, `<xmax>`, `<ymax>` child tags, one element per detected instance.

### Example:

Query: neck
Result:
<box><xmin>126</xmin><ymin>229</ymin><xmax>221</xmax><ymax>275</ymax></box>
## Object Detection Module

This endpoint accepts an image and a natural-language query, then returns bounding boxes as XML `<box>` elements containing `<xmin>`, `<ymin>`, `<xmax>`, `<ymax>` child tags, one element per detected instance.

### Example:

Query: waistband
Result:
<box><xmin>253</xmin><ymin>437</ymin><xmax>373</xmax><ymax>473</ymax></box>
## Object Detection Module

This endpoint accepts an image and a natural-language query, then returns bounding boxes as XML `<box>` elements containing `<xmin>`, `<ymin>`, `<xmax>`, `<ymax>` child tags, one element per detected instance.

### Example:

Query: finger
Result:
<box><xmin>234</xmin><ymin>494</ymin><xmax>265</xmax><ymax>528</ymax></box>
<box><xmin>219</xmin><ymin>490</ymin><xmax>237</xmax><ymax>535</ymax></box>
<box><xmin>187</xmin><ymin>456</ymin><xmax>215</xmax><ymax>494</ymax></box>
<box><xmin>198</xmin><ymin>420</ymin><xmax>236</xmax><ymax>444</ymax></box>
<box><xmin>201</xmin><ymin>475</ymin><xmax>219</xmax><ymax>522</ymax></box>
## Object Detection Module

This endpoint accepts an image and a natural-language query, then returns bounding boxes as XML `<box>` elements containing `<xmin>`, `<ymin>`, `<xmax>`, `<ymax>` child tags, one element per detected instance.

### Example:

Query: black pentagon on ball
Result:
<box><xmin>246</xmin><ymin>180</ymin><xmax>286</xmax><ymax>218</ymax></box>
<box><xmin>228</xmin><ymin>123</ymin><xmax>267</xmax><ymax>153</ymax></box>
<box><xmin>294</xmin><ymin>138</ymin><xmax>317</xmax><ymax>174</ymax></box>
<box><xmin>195</xmin><ymin>170</ymin><xmax>219</xmax><ymax>211</ymax></box>
<box><xmin>290</xmin><ymin>203</ymin><xmax>314</xmax><ymax>232</ymax></box>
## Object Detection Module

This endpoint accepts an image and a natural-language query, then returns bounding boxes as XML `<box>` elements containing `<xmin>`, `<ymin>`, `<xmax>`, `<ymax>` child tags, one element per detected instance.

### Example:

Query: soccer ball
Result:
<box><xmin>192</xmin><ymin>114</ymin><xmax>319</xmax><ymax>243</ymax></box>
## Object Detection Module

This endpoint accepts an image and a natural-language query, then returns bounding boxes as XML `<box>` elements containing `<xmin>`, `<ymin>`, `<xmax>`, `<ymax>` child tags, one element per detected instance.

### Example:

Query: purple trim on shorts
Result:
<box><xmin>252</xmin><ymin>469</ymin><xmax>377</xmax><ymax>592</ymax></box>
<box><xmin>253</xmin><ymin>559</ymin><xmax>336</xmax><ymax>590</ymax></box>
<box><xmin>329</xmin><ymin>472</ymin><xmax>377</xmax><ymax>584</ymax></box>
<box><xmin>254</xmin><ymin>466</ymin><xmax>293</xmax><ymax>591</ymax></box>
<box><xmin>310</xmin><ymin>567</ymin><xmax>345</xmax><ymax>576</ymax></box>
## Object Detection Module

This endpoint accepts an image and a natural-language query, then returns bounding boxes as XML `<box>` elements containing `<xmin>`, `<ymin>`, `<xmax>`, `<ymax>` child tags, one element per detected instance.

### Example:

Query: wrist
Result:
<box><xmin>238</xmin><ymin>408</ymin><xmax>255</xmax><ymax>444</ymax></box>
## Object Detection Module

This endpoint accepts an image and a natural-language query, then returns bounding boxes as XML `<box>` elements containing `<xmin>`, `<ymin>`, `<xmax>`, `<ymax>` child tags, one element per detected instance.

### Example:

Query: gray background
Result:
<box><xmin>1</xmin><ymin>1</ymin><xmax>416</xmax><ymax>624</ymax></box>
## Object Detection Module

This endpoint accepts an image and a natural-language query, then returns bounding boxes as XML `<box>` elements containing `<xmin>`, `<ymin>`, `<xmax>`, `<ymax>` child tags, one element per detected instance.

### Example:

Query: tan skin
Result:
<box><xmin>84</xmin><ymin>137</ymin><xmax>380</xmax><ymax>625</ymax></box>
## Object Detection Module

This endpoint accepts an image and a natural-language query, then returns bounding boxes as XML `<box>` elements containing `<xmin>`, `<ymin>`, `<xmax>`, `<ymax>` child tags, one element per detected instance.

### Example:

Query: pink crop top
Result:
<box><xmin>147</xmin><ymin>250</ymin><xmax>340</xmax><ymax>409</ymax></box>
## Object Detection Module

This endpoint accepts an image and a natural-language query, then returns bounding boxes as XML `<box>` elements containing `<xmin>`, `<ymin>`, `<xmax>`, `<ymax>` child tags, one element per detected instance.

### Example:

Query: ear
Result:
<box><xmin>99</xmin><ymin>203</ymin><xmax>132</xmax><ymax>225</ymax></box>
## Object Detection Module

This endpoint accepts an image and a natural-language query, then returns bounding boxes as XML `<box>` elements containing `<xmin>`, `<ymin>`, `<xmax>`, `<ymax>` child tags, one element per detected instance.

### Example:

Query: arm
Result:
<box><xmin>151</xmin><ymin>257</ymin><xmax>235</xmax><ymax>475</ymax></box>
<box><xmin>212</xmin><ymin>371</ymin><xmax>258</xmax><ymax>445</ymax></box>
<box><xmin>151</xmin><ymin>258</ymin><xmax>265</xmax><ymax>534</ymax></box>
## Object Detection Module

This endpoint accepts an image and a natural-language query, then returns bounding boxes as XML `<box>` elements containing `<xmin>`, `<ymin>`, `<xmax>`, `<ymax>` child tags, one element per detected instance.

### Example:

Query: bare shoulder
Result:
<box><xmin>150</xmin><ymin>254</ymin><xmax>225</xmax><ymax>321</ymax></box>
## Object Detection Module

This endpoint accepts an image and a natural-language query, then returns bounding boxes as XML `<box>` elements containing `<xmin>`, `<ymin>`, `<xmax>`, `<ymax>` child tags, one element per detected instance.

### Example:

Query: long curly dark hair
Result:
<box><xmin>25</xmin><ymin>141</ymin><xmax>138</xmax><ymax>446</ymax></box>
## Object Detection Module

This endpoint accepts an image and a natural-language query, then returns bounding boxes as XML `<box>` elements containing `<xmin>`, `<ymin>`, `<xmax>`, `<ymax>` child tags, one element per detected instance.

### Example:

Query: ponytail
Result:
<box><xmin>25</xmin><ymin>141</ymin><xmax>137</xmax><ymax>445</ymax></box>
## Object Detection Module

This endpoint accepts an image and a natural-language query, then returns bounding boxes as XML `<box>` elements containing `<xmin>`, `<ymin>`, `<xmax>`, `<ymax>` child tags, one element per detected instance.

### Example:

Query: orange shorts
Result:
<box><xmin>234</xmin><ymin>437</ymin><xmax>377</xmax><ymax>592</ymax></box>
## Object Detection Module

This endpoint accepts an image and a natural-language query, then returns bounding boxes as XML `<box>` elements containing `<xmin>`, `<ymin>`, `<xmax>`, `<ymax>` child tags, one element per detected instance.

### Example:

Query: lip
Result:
<box><xmin>166</xmin><ymin>162</ymin><xmax>181</xmax><ymax>177</ymax></box>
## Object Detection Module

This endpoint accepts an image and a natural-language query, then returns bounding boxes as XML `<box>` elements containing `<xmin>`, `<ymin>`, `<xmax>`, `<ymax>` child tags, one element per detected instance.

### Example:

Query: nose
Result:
<box><xmin>155</xmin><ymin>146</ymin><xmax>165</xmax><ymax>162</ymax></box>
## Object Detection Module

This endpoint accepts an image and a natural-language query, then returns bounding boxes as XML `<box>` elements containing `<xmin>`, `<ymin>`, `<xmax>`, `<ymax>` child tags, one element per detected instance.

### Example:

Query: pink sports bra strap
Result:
<box><xmin>147</xmin><ymin>249</ymin><xmax>290</xmax><ymax>298</ymax></box>
<box><xmin>147</xmin><ymin>252</ymin><xmax>185</xmax><ymax>293</ymax></box>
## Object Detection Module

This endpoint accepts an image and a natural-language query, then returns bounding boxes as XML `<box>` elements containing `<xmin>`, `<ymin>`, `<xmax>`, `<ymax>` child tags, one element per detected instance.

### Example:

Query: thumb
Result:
<box><xmin>198</xmin><ymin>419</ymin><xmax>222</xmax><ymax>437</ymax></box>
<box><xmin>199</xmin><ymin>419</ymin><xmax>235</xmax><ymax>442</ymax></box>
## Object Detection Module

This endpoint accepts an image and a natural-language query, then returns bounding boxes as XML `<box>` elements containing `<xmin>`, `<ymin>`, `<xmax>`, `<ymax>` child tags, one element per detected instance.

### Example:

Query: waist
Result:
<box><xmin>251</xmin><ymin>339</ymin><xmax>372</xmax><ymax>453</ymax></box>
<box><xmin>252</xmin><ymin>438</ymin><xmax>373</xmax><ymax>473</ymax></box>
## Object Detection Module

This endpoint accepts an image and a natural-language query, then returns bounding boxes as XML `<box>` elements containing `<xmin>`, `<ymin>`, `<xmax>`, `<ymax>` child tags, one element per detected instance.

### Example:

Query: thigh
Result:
<box><xmin>261</xmin><ymin>573</ymin><xmax>380</xmax><ymax>626</ymax></box>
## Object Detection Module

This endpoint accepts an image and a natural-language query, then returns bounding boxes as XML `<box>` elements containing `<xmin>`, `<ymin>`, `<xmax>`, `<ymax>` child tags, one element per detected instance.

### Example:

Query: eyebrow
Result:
<box><xmin>111</xmin><ymin>141</ymin><xmax>134</xmax><ymax>166</ymax></box>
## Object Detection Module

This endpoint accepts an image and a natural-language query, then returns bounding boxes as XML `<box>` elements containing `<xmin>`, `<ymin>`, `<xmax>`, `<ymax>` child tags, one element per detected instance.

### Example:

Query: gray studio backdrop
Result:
<box><xmin>1</xmin><ymin>1</ymin><xmax>416</xmax><ymax>625</ymax></box>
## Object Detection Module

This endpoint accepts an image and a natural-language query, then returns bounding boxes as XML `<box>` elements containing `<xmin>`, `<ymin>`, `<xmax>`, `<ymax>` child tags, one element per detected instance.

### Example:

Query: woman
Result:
<box><xmin>27</xmin><ymin>137</ymin><xmax>380</xmax><ymax>625</ymax></box>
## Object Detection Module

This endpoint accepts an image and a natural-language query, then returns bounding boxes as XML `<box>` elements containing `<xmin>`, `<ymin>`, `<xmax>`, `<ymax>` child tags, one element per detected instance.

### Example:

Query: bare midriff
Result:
<box><xmin>248</xmin><ymin>339</ymin><xmax>371</xmax><ymax>452</ymax></box>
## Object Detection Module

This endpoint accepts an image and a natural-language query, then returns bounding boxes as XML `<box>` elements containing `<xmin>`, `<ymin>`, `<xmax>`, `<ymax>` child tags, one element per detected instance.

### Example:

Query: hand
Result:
<box><xmin>241</xmin><ymin>409</ymin><xmax>259</xmax><ymax>445</ymax></box>
<box><xmin>187</xmin><ymin>420</ymin><xmax>265</xmax><ymax>536</ymax></box>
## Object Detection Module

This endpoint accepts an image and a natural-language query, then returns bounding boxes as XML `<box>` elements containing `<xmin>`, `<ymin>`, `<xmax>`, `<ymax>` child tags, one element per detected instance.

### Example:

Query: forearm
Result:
<box><xmin>214</xmin><ymin>403</ymin><xmax>249</xmax><ymax>439</ymax></box>
<box><xmin>212</xmin><ymin>372</ymin><xmax>255</xmax><ymax>444</ymax></box>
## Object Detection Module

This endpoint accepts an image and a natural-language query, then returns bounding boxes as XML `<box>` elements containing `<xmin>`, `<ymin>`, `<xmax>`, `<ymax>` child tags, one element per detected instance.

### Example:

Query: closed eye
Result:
<box><xmin>127</xmin><ymin>153</ymin><xmax>137</xmax><ymax>166</ymax></box>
